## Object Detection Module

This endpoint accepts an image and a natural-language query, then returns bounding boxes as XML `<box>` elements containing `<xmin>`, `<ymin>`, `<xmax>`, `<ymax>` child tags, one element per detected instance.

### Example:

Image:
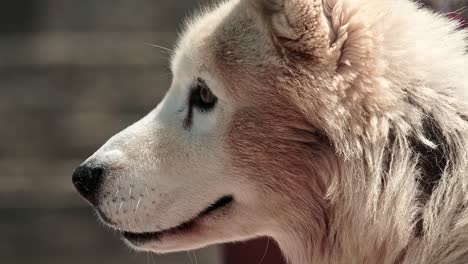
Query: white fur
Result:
<box><xmin>82</xmin><ymin>0</ymin><xmax>468</xmax><ymax>263</ymax></box>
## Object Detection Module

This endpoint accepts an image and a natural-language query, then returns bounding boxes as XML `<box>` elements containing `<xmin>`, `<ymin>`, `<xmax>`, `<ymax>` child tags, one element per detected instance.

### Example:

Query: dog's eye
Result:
<box><xmin>200</xmin><ymin>86</ymin><xmax>215</xmax><ymax>105</ymax></box>
<box><xmin>189</xmin><ymin>79</ymin><xmax>217</xmax><ymax>112</ymax></box>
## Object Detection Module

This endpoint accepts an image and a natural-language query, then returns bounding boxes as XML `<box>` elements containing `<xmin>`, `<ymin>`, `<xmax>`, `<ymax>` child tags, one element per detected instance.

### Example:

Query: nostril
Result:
<box><xmin>72</xmin><ymin>165</ymin><xmax>104</xmax><ymax>205</ymax></box>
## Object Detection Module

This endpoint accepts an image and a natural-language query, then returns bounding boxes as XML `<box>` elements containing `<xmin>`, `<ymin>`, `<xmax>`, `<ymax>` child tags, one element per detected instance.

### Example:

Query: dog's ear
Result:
<box><xmin>251</xmin><ymin>0</ymin><xmax>345</xmax><ymax>63</ymax></box>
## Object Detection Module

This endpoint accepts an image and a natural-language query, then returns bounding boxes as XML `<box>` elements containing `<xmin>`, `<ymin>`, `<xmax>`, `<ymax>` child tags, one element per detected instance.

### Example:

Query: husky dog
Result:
<box><xmin>72</xmin><ymin>0</ymin><xmax>468</xmax><ymax>263</ymax></box>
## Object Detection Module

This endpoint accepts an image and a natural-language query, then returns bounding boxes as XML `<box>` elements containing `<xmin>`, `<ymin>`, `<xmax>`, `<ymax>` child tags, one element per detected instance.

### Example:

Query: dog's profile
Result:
<box><xmin>72</xmin><ymin>0</ymin><xmax>468</xmax><ymax>263</ymax></box>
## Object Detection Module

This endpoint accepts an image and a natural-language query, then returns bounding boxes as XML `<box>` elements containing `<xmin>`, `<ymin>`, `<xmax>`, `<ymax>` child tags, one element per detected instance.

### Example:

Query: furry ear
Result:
<box><xmin>252</xmin><ymin>0</ymin><xmax>345</xmax><ymax>62</ymax></box>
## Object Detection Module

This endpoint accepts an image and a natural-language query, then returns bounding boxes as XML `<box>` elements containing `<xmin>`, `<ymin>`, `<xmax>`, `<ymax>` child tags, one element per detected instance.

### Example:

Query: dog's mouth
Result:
<box><xmin>120</xmin><ymin>195</ymin><xmax>234</xmax><ymax>245</ymax></box>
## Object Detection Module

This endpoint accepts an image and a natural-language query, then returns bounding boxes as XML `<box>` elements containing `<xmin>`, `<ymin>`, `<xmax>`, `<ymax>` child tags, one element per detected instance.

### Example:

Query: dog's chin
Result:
<box><xmin>100</xmin><ymin>195</ymin><xmax>234</xmax><ymax>253</ymax></box>
<box><xmin>121</xmin><ymin>223</ymin><xmax>211</xmax><ymax>254</ymax></box>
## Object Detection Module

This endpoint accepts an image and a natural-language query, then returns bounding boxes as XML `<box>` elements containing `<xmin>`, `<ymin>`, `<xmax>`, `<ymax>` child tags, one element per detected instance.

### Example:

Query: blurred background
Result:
<box><xmin>0</xmin><ymin>1</ymin><xmax>465</xmax><ymax>264</ymax></box>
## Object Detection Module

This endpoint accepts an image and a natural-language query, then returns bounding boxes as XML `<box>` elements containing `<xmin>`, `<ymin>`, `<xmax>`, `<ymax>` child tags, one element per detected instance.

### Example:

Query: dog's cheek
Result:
<box><xmin>228</xmin><ymin>107</ymin><xmax>321</xmax><ymax>192</ymax></box>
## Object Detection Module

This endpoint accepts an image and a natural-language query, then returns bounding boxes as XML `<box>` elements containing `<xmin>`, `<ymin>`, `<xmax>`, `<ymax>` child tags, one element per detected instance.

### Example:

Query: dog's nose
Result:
<box><xmin>72</xmin><ymin>165</ymin><xmax>104</xmax><ymax>205</ymax></box>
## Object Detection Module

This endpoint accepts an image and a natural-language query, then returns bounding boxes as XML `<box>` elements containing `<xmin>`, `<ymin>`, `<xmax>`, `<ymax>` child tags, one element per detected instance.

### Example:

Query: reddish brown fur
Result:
<box><xmin>175</xmin><ymin>0</ymin><xmax>468</xmax><ymax>262</ymax></box>
<box><xmin>213</xmin><ymin>20</ymin><xmax>340</xmax><ymax>255</ymax></box>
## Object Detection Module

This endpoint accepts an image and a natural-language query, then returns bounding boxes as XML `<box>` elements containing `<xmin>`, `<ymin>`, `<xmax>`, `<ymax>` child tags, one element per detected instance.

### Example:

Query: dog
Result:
<box><xmin>72</xmin><ymin>0</ymin><xmax>468</xmax><ymax>263</ymax></box>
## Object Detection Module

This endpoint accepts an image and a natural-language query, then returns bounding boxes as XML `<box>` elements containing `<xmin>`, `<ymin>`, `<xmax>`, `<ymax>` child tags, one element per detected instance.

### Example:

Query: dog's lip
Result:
<box><xmin>121</xmin><ymin>195</ymin><xmax>234</xmax><ymax>244</ymax></box>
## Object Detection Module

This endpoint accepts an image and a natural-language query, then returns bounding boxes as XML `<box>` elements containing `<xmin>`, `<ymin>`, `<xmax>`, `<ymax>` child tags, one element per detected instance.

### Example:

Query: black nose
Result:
<box><xmin>72</xmin><ymin>165</ymin><xmax>104</xmax><ymax>205</ymax></box>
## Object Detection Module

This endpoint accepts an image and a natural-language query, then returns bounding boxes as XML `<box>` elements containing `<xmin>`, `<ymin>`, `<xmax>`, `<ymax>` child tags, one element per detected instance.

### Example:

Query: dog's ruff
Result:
<box><xmin>79</xmin><ymin>0</ymin><xmax>468</xmax><ymax>263</ymax></box>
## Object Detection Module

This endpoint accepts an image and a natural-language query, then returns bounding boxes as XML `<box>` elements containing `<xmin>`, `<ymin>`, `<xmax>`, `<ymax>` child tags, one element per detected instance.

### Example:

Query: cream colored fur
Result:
<box><xmin>82</xmin><ymin>0</ymin><xmax>468</xmax><ymax>263</ymax></box>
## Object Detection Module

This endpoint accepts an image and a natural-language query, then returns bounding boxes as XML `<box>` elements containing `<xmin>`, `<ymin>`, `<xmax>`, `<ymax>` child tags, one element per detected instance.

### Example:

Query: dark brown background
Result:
<box><xmin>0</xmin><ymin>1</ymin><xmax>222</xmax><ymax>263</ymax></box>
<box><xmin>0</xmin><ymin>1</ymin><xmax>462</xmax><ymax>264</ymax></box>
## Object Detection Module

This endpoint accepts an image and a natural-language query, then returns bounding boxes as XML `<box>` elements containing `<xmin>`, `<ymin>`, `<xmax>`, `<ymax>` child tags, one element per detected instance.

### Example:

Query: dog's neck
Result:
<box><xmin>273</xmin><ymin>204</ymin><xmax>401</xmax><ymax>264</ymax></box>
<box><xmin>272</xmin><ymin>193</ymin><xmax>334</xmax><ymax>264</ymax></box>
<box><xmin>275</xmin><ymin>231</ymin><xmax>322</xmax><ymax>264</ymax></box>
<box><xmin>271</xmin><ymin>159</ymin><xmax>409</xmax><ymax>264</ymax></box>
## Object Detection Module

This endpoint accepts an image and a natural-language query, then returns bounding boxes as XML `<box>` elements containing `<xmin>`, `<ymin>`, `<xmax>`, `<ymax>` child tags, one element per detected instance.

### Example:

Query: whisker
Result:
<box><xmin>144</xmin><ymin>42</ymin><xmax>174</xmax><ymax>53</ymax></box>
<box><xmin>186</xmin><ymin>251</ymin><xmax>194</xmax><ymax>264</ymax></box>
<box><xmin>192</xmin><ymin>250</ymin><xmax>198</xmax><ymax>264</ymax></box>
<box><xmin>136</xmin><ymin>197</ymin><xmax>142</xmax><ymax>212</ymax></box>
<box><xmin>257</xmin><ymin>238</ymin><xmax>270</xmax><ymax>264</ymax></box>
<box><xmin>158</xmin><ymin>72</ymin><xmax>173</xmax><ymax>78</ymax></box>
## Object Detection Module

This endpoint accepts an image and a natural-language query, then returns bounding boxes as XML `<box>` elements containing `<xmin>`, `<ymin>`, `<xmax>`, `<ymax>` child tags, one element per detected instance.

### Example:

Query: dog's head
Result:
<box><xmin>72</xmin><ymin>0</ymin><xmax>367</xmax><ymax>254</ymax></box>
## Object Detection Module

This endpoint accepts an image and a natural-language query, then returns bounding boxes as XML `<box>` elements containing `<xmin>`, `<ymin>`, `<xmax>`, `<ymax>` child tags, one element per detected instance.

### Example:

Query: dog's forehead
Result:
<box><xmin>175</xmin><ymin>1</ymin><xmax>277</xmax><ymax>68</ymax></box>
<box><xmin>172</xmin><ymin>0</ymin><xmax>282</xmax><ymax>102</ymax></box>
<box><xmin>172</xmin><ymin>1</ymin><xmax>239</xmax><ymax>71</ymax></box>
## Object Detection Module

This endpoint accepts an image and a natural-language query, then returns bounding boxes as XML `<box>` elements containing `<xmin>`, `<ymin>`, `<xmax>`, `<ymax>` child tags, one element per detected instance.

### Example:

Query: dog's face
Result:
<box><xmin>73</xmin><ymin>0</ymin><xmax>343</xmax><ymax>254</ymax></box>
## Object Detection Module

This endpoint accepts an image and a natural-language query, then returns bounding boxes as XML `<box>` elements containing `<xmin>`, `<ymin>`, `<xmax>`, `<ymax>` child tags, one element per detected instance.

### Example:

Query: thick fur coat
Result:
<box><xmin>74</xmin><ymin>0</ymin><xmax>468</xmax><ymax>263</ymax></box>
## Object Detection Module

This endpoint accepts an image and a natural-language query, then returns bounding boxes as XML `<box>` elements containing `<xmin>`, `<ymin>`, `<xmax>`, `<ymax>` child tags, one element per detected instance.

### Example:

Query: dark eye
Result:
<box><xmin>189</xmin><ymin>78</ymin><xmax>217</xmax><ymax>112</ymax></box>
<box><xmin>200</xmin><ymin>86</ymin><xmax>215</xmax><ymax>105</ymax></box>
